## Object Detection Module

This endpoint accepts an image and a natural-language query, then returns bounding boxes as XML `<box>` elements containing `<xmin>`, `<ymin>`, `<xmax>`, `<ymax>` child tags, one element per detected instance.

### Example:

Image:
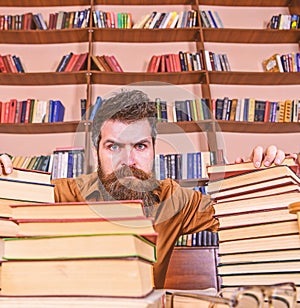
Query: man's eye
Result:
<box><xmin>136</xmin><ymin>144</ymin><xmax>146</xmax><ymax>150</ymax></box>
<box><xmin>109</xmin><ymin>144</ymin><xmax>119</xmax><ymax>151</ymax></box>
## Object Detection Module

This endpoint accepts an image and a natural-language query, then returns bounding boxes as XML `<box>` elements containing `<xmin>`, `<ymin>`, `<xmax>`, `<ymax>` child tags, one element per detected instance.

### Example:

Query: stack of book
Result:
<box><xmin>0</xmin><ymin>185</ymin><xmax>162</xmax><ymax>306</ymax></box>
<box><xmin>207</xmin><ymin>159</ymin><xmax>300</xmax><ymax>301</ymax></box>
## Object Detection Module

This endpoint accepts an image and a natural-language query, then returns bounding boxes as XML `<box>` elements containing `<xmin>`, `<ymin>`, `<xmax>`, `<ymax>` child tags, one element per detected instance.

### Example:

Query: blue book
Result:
<box><xmin>50</xmin><ymin>100</ymin><xmax>65</xmax><ymax>122</ymax></box>
<box><xmin>89</xmin><ymin>96</ymin><xmax>103</xmax><ymax>120</ymax></box>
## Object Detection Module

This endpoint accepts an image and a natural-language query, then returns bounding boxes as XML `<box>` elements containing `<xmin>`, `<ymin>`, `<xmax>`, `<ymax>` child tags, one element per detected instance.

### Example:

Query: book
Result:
<box><xmin>218</xmin><ymin>259</ymin><xmax>300</xmax><ymax>275</ymax></box>
<box><xmin>220</xmin><ymin>272</ymin><xmax>300</xmax><ymax>287</ymax></box>
<box><xmin>10</xmin><ymin>199</ymin><xmax>146</xmax><ymax>220</ymax></box>
<box><xmin>0</xmin><ymin>217</ymin><xmax>19</xmax><ymax>237</ymax></box>
<box><xmin>209</xmin><ymin>176</ymin><xmax>300</xmax><ymax>201</ymax></box>
<box><xmin>0</xmin><ymin>167</ymin><xmax>51</xmax><ymax>184</ymax></box>
<box><xmin>207</xmin><ymin>157</ymin><xmax>297</xmax><ymax>182</ymax></box>
<box><xmin>88</xmin><ymin>95</ymin><xmax>103</xmax><ymax>120</ymax></box>
<box><xmin>218</xmin><ymin>248</ymin><xmax>300</xmax><ymax>265</ymax></box>
<box><xmin>213</xmin><ymin>191</ymin><xmax>300</xmax><ymax>216</ymax></box>
<box><xmin>218</xmin><ymin>234</ymin><xmax>300</xmax><ymax>255</ymax></box>
<box><xmin>216</xmin><ymin>207</ymin><xmax>296</xmax><ymax>229</ymax></box>
<box><xmin>1</xmin><ymin>257</ymin><xmax>154</xmax><ymax>297</ymax></box>
<box><xmin>218</xmin><ymin>220</ymin><xmax>299</xmax><ymax>242</ymax></box>
<box><xmin>0</xmin><ymin>177</ymin><xmax>55</xmax><ymax>203</ymax></box>
<box><xmin>15</xmin><ymin>216</ymin><xmax>157</xmax><ymax>241</ymax></box>
<box><xmin>2</xmin><ymin>233</ymin><xmax>156</xmax><ymax>263</ymax></box>
<box><xmin>0</xmin><ymin>289</ymin><xmax>166</xmax><ymax>308</ymax></box>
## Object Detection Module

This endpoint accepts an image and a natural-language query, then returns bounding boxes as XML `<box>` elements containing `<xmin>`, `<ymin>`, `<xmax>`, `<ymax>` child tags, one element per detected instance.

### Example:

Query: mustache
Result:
<box><xmin>109</xmin><ymin>165</ymin><xmax>151</xmax><ymax>181</ymax></box>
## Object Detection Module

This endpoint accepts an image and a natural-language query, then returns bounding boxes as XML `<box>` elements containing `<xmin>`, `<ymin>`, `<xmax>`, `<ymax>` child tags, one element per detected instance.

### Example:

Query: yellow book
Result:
<box><xmin>247</xmin><ymin>98</ymin><xmax>255</xmax><ymax>122</ymax></box>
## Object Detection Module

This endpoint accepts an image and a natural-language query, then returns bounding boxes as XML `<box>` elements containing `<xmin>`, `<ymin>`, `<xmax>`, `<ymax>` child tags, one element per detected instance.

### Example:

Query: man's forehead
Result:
<box><xmin>101</xmin><ymin>119</ymin><xmax>152</xmax><ymax>143</ymax></box>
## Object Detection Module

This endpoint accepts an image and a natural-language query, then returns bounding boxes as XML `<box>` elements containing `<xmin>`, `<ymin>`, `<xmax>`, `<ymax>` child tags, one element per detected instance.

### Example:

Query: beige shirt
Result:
<box><xmin>52</xmin><ymin>172</ymin><xmax>219</xmax><ymax>288</ymax></box>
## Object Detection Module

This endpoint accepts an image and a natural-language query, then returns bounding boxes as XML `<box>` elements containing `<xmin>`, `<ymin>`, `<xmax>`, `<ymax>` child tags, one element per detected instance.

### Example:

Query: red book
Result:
<box><xmin>64</xmin><ymin>53</ymin><xmax>80</xmax><ymax>72</ymax></box>
<box><xmin>0</xmin><ymin>101</ymin><xmax>9</xmax><ymax>123</ymax></box>
<box><xmin>2</xmin><ymin>55</ymin><xmax>13</xmax><ymax>73</ymax></box>
<box><xmin>71</xmin><ymin>52</ymin><xmax>88</xmax><ymax>71</ymax></box>
<box><xmin>103</xmin><ymin>55</ymin><xmax>119</xmax><ymax>72</ymax></box>
<box><xmin>98</xmin><ymin>55</ymin><xmax>113</xmax><ymax>72</ymax></box>
<box><xmin>147</xmin><ymin>55</ymin><xmax>157</xmax><ymax>72</ymax></box>
<box><xmin>0</xmin><ymin>55</ymin><xmax>8</xmax><ymax>73</ymax></box>
<box><xmin>24</xmin><ymin>98</ymin><xmax>32</xmax><ymax>123</ymax></box>
<box><xmin>172</xmin><ymin>53</ymin><xmax>182</xmax><ymax>72</ymax></box>
<box><xmin>8</xmin><ymin>98</ymin><xmax>17</xmax><ymax>123</ymax></box>
<box><xmin>264</xmin><ymin>100</ymin><xmax>271</xmax><ymax>122</ymax></box>
<box><xmin>152</xmin><ymin>55</ymin><xmax>161</xmax><ymax>72</ymax></box>
<box><xmin>109</xmin><ymin>55</ymin><xmax>123</xmax><ymax>72</ymax></box>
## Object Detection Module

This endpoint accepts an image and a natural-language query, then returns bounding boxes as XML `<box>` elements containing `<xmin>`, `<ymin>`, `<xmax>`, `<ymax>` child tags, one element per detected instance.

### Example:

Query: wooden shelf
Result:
<box><xmin>157</xmin><ymin>120</ymin><xmax>214</xmax><ymax>134</ymax></box>
<box><xmin>0</xmin><ymin>29</ymin><xmax>89</xmax><ymax>44</ymax></box>
<box><xmin>0</xmin><ymin>0</ymin><xmax>90</xmax><ymax>6</ymax></box>
<box><xmin>209</xmin><ymin>71</ymin><xmax>300</xmax><ymax>85</ymax></box>
<box><xmin>217</xmin><ymin>121</ymin><xmax>300</xmax><ymax>134</ymax></box>
<box><xmin>203</xmin><ymin>28</ymin><xmax>300</xmax><ymax>44</ymax></box>
<box><xmin>91</xmin><ymin>71</ymin><xmax>206</xmax><ymax>85</ymax></box>
<box><xmin>93</xmin><ymin>28</ymin><xmax>200</xmax><ymax>43</ymax></box>
<box><xmin>0</xmin><ymin>121</ymin><xmax>89</xmax><ymax>134</ymax></box>
<box><xmin>0</xmin><ymin>72</ymin><xmax>88</xmax><ymax>86</ymax></box>
<box><xmin>199</xmin><ymin>0</ymin><xmax>291</xmax><ymax>6</ymax></box>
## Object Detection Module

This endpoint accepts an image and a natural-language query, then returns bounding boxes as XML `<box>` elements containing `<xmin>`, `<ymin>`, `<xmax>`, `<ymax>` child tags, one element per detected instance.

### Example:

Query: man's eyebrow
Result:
<box><xmin>103</xmin><ymin>138</ymin><xmax>151</xmax><ymax>146</ymax></box>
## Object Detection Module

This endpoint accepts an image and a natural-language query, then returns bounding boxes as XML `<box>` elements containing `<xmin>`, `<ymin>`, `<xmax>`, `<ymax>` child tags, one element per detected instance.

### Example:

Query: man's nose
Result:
<box><xmin>121</xmin><ymin>147</ymin><xmax>136</xmax><ymax>166</ymax></box>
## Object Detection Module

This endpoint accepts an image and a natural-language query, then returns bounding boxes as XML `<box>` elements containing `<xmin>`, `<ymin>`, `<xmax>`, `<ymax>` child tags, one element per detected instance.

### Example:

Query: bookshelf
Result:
<box><xmin>0</xmin><ymin>0</ymin><xmax>299</xmax><ymax>293</ymax></box>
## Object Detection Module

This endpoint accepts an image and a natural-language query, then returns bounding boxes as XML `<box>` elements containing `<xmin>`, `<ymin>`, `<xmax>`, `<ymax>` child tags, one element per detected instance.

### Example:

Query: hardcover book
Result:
<box><xmin>1</xmin><ymin>257</ymin><xmax>154</xmax><ymax>297</ymax></box>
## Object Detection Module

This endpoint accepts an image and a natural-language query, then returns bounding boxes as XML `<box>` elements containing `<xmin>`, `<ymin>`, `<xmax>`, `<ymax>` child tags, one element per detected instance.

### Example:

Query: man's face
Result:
<box><xmin>98</xmin><ymin>118</ymin><xmax>154</xmax><ymax>176</ymax></box>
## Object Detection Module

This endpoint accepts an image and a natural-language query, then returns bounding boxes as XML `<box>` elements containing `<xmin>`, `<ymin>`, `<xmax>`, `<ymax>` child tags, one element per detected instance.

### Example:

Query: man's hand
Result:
<box><xmin>0</xmin><ymin>154</ymin><xmax>13</xmax><ymax>175</ymax></box>
<box><xmin>235</xmin><ymin>145</ymin><xmax>298</xmax><ymax>168</ymax></box>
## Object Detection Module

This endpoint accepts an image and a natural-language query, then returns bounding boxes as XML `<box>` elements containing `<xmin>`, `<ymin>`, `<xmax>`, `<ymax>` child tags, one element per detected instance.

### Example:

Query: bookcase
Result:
<box><xmin>0</xmin><ymin>0</ymin><xmax>299</xmax><ymax>289</ymax></box>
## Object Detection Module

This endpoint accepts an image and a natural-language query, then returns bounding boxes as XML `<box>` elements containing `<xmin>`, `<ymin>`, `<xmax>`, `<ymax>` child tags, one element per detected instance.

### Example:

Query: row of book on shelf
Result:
<box><xmin>3</xmin><ymin>51</ymin><xmax>299</xmax><ymax>75</ymax></box>
<box><xmin>175</xmin><ymin>230</ymin><xmax>219</xmax><ymax>247</ymax></box>
<box><xmin>0</xmin><ymin>54</ymin><xmax>24</xmax><ymax>73</ymax></box>
<box><xmin>0</xmin><ymin>98</ymin><xmax>65</xmax><ymax>124</ymax></box>
<box><xmin>0</xmin><ymin>168</ymin><xmax>165</xmax><ymax>306</ymax></box>
<box><xmin>263</xmin><ymin>52</ymin><xmax>300</xmax><ymax>73</ymax></box>
<box><xmin>147</xmin><ymin>51</ymin><xmax>205</xmax><ymax>73</ymax></box>
<box><xmin>0</xmin><ymin>9</ymin><xmax>90</xmax><ymax>30</ymax></box>
<box><xmin>214</xmin><ymin>97</ymin><xmax>300</xmax><ymax>123</ymax></box>
<box><xmin>11</xmin><ymin>146</ymin><xmax>85</xmax><ymax>180</ymax></box>
<box><xmin>155</xmin><ymin>150</ymin><xmax>225</xmax><ymax>181</ymax></box>
<box><xmin>268</xmin><ymin>13</ymin><xmax>300</xmax><ymax>29</ymax></box>
<box><xmin>154</xmin><ymin>96</ymin><xmax>300</xmax><ymax>123</ymax></box>
<box><xmin>0</xmin><ymin>9</ymin><xmax>220</xmax><ymax>30</ymax></box>
<box><xmin>207</xmin><ymin>157</ymin><xmax>300</xmax><ymax>302</ymax></box>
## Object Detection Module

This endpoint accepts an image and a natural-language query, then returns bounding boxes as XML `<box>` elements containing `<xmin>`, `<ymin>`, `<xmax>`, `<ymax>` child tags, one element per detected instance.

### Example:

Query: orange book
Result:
<box><xmin>147</xmin><ymin>55</ymin><xmax>157</xmax><ymax>72</ymax></box>
<box><xmin>0</xmin><ymin>55</ymin><xmax>8</xmax><ymax>73</ymax></box>
<box><xmin>8</xmin><ymin>98</ymin><xmax>17</xmax><ymax>123</ymax></box>
<box><xmin>71</xmin><ymin>52</ymin><xmax>88</xmax><ymax>71</ymax></box>
<box><xmin>64</xmin><ymin>53</ymin><xmax>80</xmax><ymax>72</ymax></box>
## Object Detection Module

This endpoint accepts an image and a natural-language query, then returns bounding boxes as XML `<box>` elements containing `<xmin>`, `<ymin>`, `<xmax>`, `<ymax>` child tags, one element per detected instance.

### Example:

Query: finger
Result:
<box><xmin>251</xmin><ymin>146</ymin><xmax>264</xmax><ymax>168</ymax></box>
<box><xmin>0</xmin><ymin>154</ymin><xmax>13</xmax><ymax>175</ymax></box>
<box><xmin>263</xmin><ymin>145</ymin><xmax>284</xmax><ymax>166</ymax></box>
<box><xmin>234</xmin><ymin>157</ymin><xmax>244</xmax><ymax>164</ymax></box>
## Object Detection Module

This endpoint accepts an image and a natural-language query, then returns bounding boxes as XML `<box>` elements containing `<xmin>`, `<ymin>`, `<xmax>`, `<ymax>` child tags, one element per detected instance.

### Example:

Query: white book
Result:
<box><xmin>160</xmin><ymin>12</ymin><xmax>172</xmax><ymax>28</ymax></box>
<box><xmin>212</xmin><ymin>11</ymin><xmax>224</xmax><ymax>28</ymax></box>
<box><xmin>148</xmin><ymin>12</ymin><xmax>161</xmax><ymax>29</ymax></box>
<box><xmin>204</xmin><ymin>50</ymin><xmax>212</xmax><ymax>71</ymax></box>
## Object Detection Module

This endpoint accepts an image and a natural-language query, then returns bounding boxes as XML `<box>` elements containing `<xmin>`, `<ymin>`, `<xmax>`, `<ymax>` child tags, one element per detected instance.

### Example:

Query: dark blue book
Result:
<box><xmin>56</xmin><ymin>52</ymin><xmax>73</xmax><ymax>72</ymax></box>
<box><xmin>160</xmin><ymin>100</ymin><xmax>168</xmax><ymax>122</ymax></box>
<box><xmin>50</xmin><ymin>100</ymin><xmax>65</xmax><ymax>122</ymax></box>
<box><xmin>12</xmin><ymin>55</ymin><xmax>25</xmax><ymax>72</ymax></box>
<box><xmin>89</xmin><ymin>96</ymin><xmax>103</xmax><ymax>120</ymax></box>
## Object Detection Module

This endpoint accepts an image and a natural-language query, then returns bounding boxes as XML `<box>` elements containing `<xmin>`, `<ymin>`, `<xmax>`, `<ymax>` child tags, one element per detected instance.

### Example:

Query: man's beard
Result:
<box><xmin>97</xmin><ymin>164</ymin><xmax>160</xmax><ymax>217</ymax></box>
